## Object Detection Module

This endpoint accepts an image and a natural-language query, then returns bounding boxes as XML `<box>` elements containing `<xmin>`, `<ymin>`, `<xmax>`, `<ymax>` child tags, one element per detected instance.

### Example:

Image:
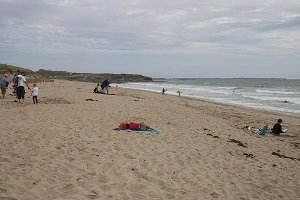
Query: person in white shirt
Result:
<box><xmin>16</xmin><ymin>73</ymin><xmax>31</xmax><ymax>103</ymax></box>
<box><xmin>31</xmin><ymin>84</ymin><xmax>39</xmax><ymax>104</ymax></box>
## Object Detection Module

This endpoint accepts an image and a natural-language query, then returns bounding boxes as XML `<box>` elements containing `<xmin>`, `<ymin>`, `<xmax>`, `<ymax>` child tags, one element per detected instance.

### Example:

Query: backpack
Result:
<box><xmin>5</xmin><ymin>80</ymin><xmax>9</xmax><ymax>87</ymax></box>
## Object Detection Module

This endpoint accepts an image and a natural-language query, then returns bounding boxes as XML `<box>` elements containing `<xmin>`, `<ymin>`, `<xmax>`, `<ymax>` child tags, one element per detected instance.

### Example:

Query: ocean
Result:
<box><xmin>116</xmin><ymin>78</ymin><xmax>300</xmax><ymax>117</ymax></box>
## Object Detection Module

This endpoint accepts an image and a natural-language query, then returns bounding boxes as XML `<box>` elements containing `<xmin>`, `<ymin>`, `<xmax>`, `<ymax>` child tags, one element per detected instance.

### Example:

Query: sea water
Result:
<box><xmin>117</xmin><ymin>78</ymin><xmax>300</xmax><ymax>117</ymax></box>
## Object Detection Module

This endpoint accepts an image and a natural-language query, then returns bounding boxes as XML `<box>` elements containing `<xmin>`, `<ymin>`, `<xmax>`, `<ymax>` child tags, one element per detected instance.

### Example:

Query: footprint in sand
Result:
<box><xmin>165</xmin><ymin>193</ymin><xmax>176</xmax><ymax>199</ymax></box>
<box><xmin>0</xmin><ymin>188</ymin><xmax>7</xmax><ymax>193</ymax></box>
<box><xmin>97</xmin><ymin>174</ymin><xmax>109</xmax><ymax>183</ymax></box>
<box><xmin>0</xmin><ymin>197</ymin><xmax>18</xmax><ymax>200</ymax></box>
<box><xmin>87</xmin><ymin>191</ymin><xmax>99</xmax><ymax>199</ymax></box>
<box><xmin>210</xmin><ymin>192</ymin><xmax>220</xmax><ymax>198</ymax></box>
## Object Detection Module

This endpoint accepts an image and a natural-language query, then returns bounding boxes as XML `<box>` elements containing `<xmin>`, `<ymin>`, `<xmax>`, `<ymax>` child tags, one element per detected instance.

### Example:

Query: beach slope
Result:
<box><xmin>0</xmin><ymin>80</ymin><xmax>299</xmax><ymax>200</ymax></box>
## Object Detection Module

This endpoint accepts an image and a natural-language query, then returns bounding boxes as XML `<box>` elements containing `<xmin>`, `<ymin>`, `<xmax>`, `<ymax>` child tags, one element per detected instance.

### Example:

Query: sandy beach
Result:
<box><xmin>0</xmin><ymin>80</ymin><xmax>299</xmax><ymax>200</ymax></box>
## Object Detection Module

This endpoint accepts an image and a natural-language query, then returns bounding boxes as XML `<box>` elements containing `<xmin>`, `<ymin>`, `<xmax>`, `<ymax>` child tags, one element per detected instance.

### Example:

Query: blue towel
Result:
<box><xmin>125</xmin><ymin>129</ymin><xmax>160</xmax><ymax>134</ymax></box>
<box><xmin>258</xmin><ymin>125</ymin><xmax>270</xmax><ymax>135</ymax></box>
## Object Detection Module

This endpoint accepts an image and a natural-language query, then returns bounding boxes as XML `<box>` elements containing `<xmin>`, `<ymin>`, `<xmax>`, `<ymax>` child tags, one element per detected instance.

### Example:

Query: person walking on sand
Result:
<box><xmin>162</xmin><ymin>88</ymin><xmax>166</xmax><ymax>95</ymax></box>
<box><xmin>272</xmin><ymin>119</ymin><xmax>287</xmax><ymax>136</ymax></box>
<box><xmin>31</xmin><ymin>83</ymin><xmax>39</xmax><ymax>104</ymax></box>
<box><xmin>16</xmin><ymin>73</ymin><xmax>31</xmax><ymax>103</ymax></box>
<box><xmin>0</xmin><ymin>74</ymin><xmax>9</xmax><ymax>99</ymax></box>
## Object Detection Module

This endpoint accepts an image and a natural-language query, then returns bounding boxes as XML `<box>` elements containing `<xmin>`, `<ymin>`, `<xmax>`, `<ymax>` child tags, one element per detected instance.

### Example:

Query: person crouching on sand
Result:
<box><xmin>100</xmin><ymin>80</ymin><xmax>111</xmax><ymax>94</ymax></box>
<box><xmin>31</xmin><ymin>83</ymin><xmax>39</xmax><ymax>104</ymax></box>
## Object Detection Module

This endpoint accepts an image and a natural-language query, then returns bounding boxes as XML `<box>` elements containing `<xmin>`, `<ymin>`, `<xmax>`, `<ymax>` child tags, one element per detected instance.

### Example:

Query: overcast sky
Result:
<box><xmin>0</xmin><ymin>0</ymin><xmax>299</xmax><ymax>78</ymax></box>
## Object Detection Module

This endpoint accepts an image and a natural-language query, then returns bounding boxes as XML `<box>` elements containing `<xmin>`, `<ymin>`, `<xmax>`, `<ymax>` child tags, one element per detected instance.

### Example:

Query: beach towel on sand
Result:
<box><xmin>243</xmin><ymin>125</ymin><xmax>270</xmax><ymax>136</ymax></box>
<box><xmin>125</xmin><ymin>129</ymin><xmax>160</xmax><ymax>134</ymax></box>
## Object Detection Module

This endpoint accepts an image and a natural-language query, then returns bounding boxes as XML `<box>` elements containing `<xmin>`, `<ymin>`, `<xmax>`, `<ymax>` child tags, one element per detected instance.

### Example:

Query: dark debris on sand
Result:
<box><xmin>271</xmin><ymin>152</ymin><xmax>299</xmax><ymax>161</ymax></box>
<box><xmin>227</xmin><ymin>139</ymin><xmax>247</xmax><ymax>148</ymax></box>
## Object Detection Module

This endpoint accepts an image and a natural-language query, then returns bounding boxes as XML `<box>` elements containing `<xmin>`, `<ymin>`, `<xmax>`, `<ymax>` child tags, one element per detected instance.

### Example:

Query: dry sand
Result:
<box><xmin>0</xmin><ymin>80</ymin><xmax>299</xmax><ymax>200</ymax></box>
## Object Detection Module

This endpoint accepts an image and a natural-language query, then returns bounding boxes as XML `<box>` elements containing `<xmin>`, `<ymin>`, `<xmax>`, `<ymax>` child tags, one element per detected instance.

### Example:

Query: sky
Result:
<box><xmin>0</xmin><ymin>0</ymin><xmax>299</xmax><ymax>78</ymax></box>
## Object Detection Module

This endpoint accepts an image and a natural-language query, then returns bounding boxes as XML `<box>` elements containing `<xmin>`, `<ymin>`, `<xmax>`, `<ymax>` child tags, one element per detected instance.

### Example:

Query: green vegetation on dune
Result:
<box><xmin>37</xmin><ymin>69</ymin><xmax>153</xmax><ymax>83</ymax></box>
<box><xmin>0</xmin><ymin>64</ymin><xmax>152</xmax><ymax>83</ymax></box>
<box><xmin>0</xmin><ymin>64</ymin><xmax>35</xmax><ymax>75</ymax></box>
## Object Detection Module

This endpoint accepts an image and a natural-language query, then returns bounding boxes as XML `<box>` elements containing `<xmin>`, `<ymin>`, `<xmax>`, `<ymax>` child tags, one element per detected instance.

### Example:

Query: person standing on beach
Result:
<box><xmin>31</xmin><ymin>83</ymin><xmax>39</xmax><ymax>104</ymax></box>
<box><xmin>162</xmin><ymin>88</ymin><xmax>166</xmax><ymax>95</ymax></box>
<box><xmin>272</xmin><ymin>119</ymin><xmax>287</xmax><ymax>135</ymax></box>
<box><xmin>0</xmin><ymin>74</ymin><xmax>9</xmax><ymax>99</ymax></box>
<box><xmin>16</xmin><ymin>73</ymin><xmax>31</xmax><ymax>103</ymax></box>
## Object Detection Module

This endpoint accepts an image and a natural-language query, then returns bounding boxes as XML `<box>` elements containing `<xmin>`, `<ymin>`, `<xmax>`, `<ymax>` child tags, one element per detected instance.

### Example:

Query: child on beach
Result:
<box><xmin>271</xmin><ymin>119</ymin><xmax>287</xmax><ymax>135</ymax></box>
<box><xmin>31</xmin><ymin>84</ymin><xmax>39</xmax><ymax>104</ymax></box>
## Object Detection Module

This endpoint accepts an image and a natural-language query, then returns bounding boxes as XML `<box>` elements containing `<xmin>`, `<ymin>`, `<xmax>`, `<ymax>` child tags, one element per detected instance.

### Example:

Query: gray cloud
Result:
<box><xmin>0</xmin><ymin>0</ymin><xmax>299</xmax><ymax>78</ymax></box>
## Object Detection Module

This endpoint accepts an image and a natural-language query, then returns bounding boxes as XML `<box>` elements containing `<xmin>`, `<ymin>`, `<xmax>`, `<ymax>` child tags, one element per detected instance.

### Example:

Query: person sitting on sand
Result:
<box><xmin>272</xmin><ymin>119</ymin><xmax>287</xmax><ymax>136</ymax></box>
<box><xmin>93</xmin><ymin>83</ymin><xmax>100</xmax><ymax>93</ymax></box>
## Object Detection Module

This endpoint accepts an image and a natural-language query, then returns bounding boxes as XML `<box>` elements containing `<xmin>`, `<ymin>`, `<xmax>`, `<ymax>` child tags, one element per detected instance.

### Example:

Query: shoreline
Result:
<box><xmin>116</xmin><ymin>78</ymin><xmax>300</xmax><ymax>118</ymax></box>
<box><xmin>116</xmin><ymin>86</ymin><xmax>300</xmax><ymax>119</ymax></box>
<box><xmin>0</xmin><ymin>80</ymin><xmax>299</xmax><ymax>200</ymax></box>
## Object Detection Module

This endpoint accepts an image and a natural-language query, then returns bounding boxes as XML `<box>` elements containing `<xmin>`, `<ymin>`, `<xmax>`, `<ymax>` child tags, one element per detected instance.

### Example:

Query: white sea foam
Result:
<box><xmin>242</xmin><ymin>95</ymin><xmax>300</xmax><ymax>103</ymax></box>
<box><xmin>117</xmin><ymin>79</ymin><xmax>300</xmax><ymax>117</ymax></box>
<box><xmin>255</xmin><ymin>89</ymin><xmax>299</xmax><ymax>95</ymax></box>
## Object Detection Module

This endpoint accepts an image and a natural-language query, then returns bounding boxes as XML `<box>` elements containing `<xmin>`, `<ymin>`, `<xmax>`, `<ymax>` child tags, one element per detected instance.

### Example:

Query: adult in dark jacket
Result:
<box><xmin>272</xmin><ymin>119</ymin><xmax>286</xmax><ymax>135</ymax></box>
<box><xmin>100</xmin><ymin>80</ymin><xmax>111</xmax><ymax>94</ymax></box>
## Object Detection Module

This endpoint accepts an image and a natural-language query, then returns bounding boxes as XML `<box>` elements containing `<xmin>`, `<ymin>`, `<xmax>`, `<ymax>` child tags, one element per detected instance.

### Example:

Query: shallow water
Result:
<box><xmin>117</xmin><ymin>78</ymin><xmax>300</xmax><ymax>117</ymax></box>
